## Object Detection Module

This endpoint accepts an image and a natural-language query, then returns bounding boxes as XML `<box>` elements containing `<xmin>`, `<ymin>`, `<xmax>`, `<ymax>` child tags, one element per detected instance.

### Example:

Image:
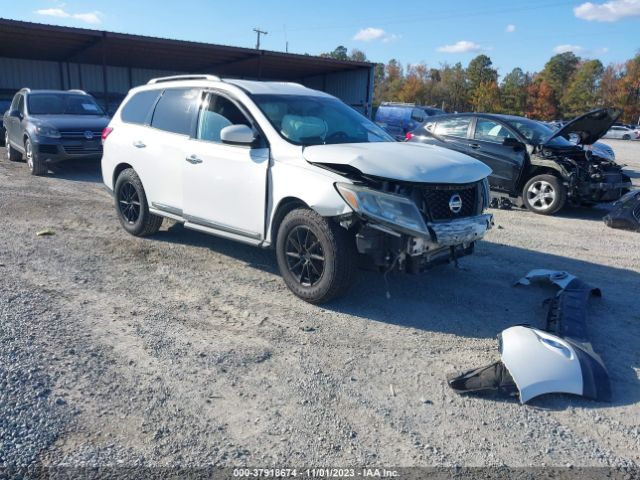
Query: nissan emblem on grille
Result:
<box><xmin>84</xmin><ymin>131</ymin><xmax>94</xmax><ymax>140</ymax></box>
<box><xmin>449</xmin><ymin>194</ymin><xmax>463</xmax><ymax>214</ymax></box>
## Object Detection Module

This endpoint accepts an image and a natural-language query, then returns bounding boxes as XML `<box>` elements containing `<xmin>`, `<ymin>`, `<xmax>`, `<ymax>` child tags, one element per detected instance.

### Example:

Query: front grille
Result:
<box><xmin>63</xmin><ymin>144</ymin><xmax>103</xmax><ymax>154</ymax></box>
<box><xmin>59</xmin><ymin>129</ymin><xmax>103</xmax><ymax>139</ymax></box>
<box><xmin>420</xmin><ymin>183</ymin><xmax>479</xmax><ymax>221</ymax></box>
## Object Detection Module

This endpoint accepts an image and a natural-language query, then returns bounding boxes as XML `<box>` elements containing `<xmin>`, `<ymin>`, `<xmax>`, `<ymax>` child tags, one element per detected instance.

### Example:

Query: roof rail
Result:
<box><xmin>68</xmin><ymin>89</ymin><xmax>88</xmax><ymax>94</ymax></box>
<box><xmin>381</xmin><ymin>101</ymin><xmax>416</xmax><ymax>107</ymax></box>
<box><xmin>147</xmin><ymin>74</ymin><xmax>221</xmax><ymax>84</ymax></box>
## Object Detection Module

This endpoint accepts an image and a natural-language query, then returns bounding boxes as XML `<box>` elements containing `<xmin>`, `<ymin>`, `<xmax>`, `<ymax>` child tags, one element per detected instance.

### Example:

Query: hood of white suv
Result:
<box><xmin>303</xmin><ymin>142</ymin><xmax>491</xmax><ymax>184</ymax></box>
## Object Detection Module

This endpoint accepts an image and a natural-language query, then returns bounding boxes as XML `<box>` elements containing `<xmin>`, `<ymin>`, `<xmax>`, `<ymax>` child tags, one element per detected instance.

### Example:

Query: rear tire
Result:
<box><xmin>6</xmin><ymin>133</ymin><xmax>22</xmax><ymax>162</ymax></box>
<box><xmin>114</xmin><ymin>168</ymin><xmax>162</xmax><ymax>237</ymax></box>
<box><xmin>276</xmin><ymin>208</ymin><xmax>356</xmax><ymax>304</ymax></box>
<box><xmin>25</xmin><ymin>138</ymin><xmax>47</xmax><ymax>175</ymax></box>
<box><xmin>522</xmin><ymin>174</ymin><xmax>566</xmax><ymax>215</ymax></box>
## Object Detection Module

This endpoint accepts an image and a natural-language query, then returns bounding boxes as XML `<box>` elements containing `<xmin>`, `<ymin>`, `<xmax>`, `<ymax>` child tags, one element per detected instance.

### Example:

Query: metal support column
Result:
<box><xmin>101</xmin><ymin>31</ymin><xmax>109</xmax><ymax>111</ymax></box>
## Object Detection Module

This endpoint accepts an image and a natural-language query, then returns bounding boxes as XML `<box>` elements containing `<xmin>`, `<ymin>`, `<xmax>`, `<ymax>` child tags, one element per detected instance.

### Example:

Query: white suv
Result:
<box><xmin>102</xmin><ymin>75</ymin><xmax>493</xmax><ymax>303</ymax></box>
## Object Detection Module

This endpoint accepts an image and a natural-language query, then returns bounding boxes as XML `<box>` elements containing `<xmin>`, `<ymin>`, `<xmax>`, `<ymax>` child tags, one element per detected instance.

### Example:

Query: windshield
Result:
<box><xmin>252</xmin><ymin>94</ymin><xmax>394</xmax><ymax>146</ymax></box>
<box><xmin>27</xmin><ymin>93</ymin><xmax>105</xmax><ymax>116</ymax></box>
<box><xmin>504</xmin><ymin>117</ymin><xmax>574</xmax><ymax>148</ymax></box>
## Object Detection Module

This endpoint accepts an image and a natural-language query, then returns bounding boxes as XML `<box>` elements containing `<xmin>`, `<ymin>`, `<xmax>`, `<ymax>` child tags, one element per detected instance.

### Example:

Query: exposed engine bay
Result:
<box><xmin>532</xmin><ymin>146</ymin><xmax>631</xmax><ymax>204</ymax></box>
<box><xmin>328</xmin><ymin>164</ymin><xmax>493</xmax><ymax>273</ymax></box>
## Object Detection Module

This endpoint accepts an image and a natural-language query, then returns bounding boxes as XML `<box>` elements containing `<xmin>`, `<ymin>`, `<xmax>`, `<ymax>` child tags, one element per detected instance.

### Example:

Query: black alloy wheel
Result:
<box><xmin>284</xmin><ymin>225</ymin><xmax>326</xmax><ymax>287</ymax></box>
<box><xmin>118</xmin><ymin>181</ymin><xmax>141</xmax><ymax>224</ymax></box>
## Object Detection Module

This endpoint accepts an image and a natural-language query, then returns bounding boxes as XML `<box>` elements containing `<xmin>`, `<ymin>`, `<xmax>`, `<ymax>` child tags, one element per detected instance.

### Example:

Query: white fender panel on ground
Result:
<box><xmin>500</xmin><ymin>326</ymin><xmax>583</xmax><ymax>404</ymax></box>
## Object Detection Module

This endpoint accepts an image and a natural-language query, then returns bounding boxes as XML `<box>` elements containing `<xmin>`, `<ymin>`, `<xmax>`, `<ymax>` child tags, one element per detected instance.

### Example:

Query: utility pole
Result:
<box><xmin>253</xmin><ymin>28</ymin><xmax>268</xmax><ymax>50</ymax></box>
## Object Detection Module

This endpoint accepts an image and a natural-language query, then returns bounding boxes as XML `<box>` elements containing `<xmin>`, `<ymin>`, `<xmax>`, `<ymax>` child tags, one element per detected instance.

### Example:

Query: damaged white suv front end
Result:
<box><xmin>302</xmin><ymin>141</ymin><xmax>493</xmax><ymax>274</ymax></box>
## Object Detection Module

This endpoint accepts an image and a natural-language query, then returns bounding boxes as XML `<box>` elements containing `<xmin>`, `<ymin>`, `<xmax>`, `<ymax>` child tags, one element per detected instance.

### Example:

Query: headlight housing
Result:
<box><xmin>35</xmin><ymin>125</ymin><xmax>61</xmax><ymax>139</ymax></box>
<box><xmin>335</xmin><ymin>182</ymin><xmax>429</xmax><ymax>237</ymax></box>
<box><xmin>480</xmin><ymin>177</ymin><xmax>491</xmax><ymax>211</ymax></box>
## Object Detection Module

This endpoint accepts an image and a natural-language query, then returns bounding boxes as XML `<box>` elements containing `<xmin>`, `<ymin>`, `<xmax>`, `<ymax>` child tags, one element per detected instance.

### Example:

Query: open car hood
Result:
<box><xmin>303</xmin><ymin>142</ymin><xmax>491</xmax><ymax>184</ymax></box>
<box><xmin>547</xmin><ymin>108</ymin><xmax>621</xmax><ymax>146</ymax></box>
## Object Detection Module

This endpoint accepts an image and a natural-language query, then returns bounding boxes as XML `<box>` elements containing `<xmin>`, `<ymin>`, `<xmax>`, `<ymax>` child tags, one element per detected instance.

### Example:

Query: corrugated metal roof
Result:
<box><xmin>0</xmin><ymin>18</ymin><xmax>373</xmax><ymax>80</ymax></box>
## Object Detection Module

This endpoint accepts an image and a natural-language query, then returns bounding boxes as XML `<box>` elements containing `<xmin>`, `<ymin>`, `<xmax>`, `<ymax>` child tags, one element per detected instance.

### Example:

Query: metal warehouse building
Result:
<box><xmin>0</xmin><ymin>18</ymin><xmax>374</xmax><ymax>116</ymax></box>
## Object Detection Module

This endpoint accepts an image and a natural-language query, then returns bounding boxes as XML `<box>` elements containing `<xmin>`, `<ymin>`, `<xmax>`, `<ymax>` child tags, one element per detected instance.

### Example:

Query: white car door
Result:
<box><xmin>136</xmin><ymin>88</ymin><xmax>200</xmax><ymax>213</ymax></box>
<box><xmin>183</xmin><ymin>92</ymin><xmax>269</xmax><ymax>240</ymax></box>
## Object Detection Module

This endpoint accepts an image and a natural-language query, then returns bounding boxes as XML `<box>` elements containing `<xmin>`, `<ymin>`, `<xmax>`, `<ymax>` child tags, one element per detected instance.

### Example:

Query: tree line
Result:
<box><xmin>320</xmin><ymin>46</ymin><xmax>640</xmax><ymax>123</ymax></box>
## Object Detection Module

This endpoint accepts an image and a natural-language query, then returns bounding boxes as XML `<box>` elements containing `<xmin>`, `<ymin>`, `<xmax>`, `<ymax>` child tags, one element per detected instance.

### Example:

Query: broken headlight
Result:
<box><xmin>335</xmin><ymin>182</ymin><xmax>429</xmax><ymax>237</ymax></box>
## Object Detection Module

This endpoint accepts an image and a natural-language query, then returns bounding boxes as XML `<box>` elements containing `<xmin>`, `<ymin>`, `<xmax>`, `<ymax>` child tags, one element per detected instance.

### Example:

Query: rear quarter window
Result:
<box><xmin>150</xmin><ymin>88</ymin><xmax>200</xmax><ymax>135</ymax></box>
<box><xmin>434</xmin><ymin>117</ymin><xmax>471</xmax><ymax>138</ymax></box>
<box><xmin>121</xmin><ymin>90</ymin><xmax>161</xmax><ymax>125</ymax></box>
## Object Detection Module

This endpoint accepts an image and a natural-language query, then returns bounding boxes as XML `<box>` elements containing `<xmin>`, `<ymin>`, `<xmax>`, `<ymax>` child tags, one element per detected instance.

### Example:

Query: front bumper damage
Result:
<box><xmin>447</xmin><ymin>270</ymin><xmax>611</xmax><ymax>404</ymax></box>
<box><xmin>354</xmin><ymin>213</ymin><xmax>493</xmax><ymax>273</ymax></box>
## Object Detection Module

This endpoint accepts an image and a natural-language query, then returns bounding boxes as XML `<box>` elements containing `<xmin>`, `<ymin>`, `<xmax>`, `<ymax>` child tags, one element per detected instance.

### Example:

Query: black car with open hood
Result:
<box><xmin>407</xmin><ymin>108</ymin><xmax>632</xmax><ymax>215</ymax></box>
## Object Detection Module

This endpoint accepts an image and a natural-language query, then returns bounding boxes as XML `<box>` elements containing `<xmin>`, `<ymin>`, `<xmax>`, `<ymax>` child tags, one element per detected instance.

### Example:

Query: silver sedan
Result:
<box><xmin>603</xmin><ymin>125</ymin><xmax>639</xmax><ymax>140</ymax></box>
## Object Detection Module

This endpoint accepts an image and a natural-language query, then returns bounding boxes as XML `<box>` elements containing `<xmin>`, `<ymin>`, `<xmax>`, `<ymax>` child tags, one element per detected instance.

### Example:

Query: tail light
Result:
<box><xmin>101</xmin><ymin>127</ymin><xmax>113</xmax><ymax>142</ymax></box>
<box><xmin>405</xmin><ymin>131</ymin><xmax>414</xmax><ymax>140</ymax></box>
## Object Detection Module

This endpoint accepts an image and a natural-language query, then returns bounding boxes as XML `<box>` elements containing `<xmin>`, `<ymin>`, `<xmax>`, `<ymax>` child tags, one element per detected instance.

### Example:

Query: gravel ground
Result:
<box><xmin>0</xmin><ymin>139</ymin><xmax>639</xmax><ymax>471</ymax></box>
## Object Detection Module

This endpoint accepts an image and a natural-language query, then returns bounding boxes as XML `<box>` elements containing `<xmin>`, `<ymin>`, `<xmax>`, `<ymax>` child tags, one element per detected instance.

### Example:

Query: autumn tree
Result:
<box><xmin>540</xmin><ymin>52</ymin><xmax>580</xmax><ymax>116</ymax></box>
<box><xmin>526</xmin><ymin>79</ymin><xmax>557</xmax><ymax>120</ymax></box>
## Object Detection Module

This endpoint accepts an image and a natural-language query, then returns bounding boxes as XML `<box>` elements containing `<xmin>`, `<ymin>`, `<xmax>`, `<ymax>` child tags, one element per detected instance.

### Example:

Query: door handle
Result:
<box><xmin>185</xmin><ymin>154</ymin><xmax>203</xmax><ymax>164</ymax></box>
<box><xmin>468</xmin><ymin>143</ymin><xmax>480</xmax><ymax>149</ymax></box>
<box><xmin>133</xmin><ymin>141</ymin><xmax>146</xmax><ymax>148</ymax></box>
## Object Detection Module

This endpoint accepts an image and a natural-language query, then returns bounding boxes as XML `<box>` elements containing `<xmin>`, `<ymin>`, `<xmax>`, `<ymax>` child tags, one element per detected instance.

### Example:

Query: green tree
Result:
<box><xmin>539</xmin><ymin>52</ymin><xmax>580</xmax><ymax>115</ymax></box>
<box><xmin>438</xmin><ymin>62</ymin><xmax>468</xmax><ymax>112</ymax></box>
<box><xmin>561</xmin><ymin>59</ymin><xmax>604</xmax><ymax>117</ymax></box>
<box><xmin>467</xmin><ymin>54</ymin><xmax>498</xmax><ymax>91</ymax></box>
<box><xmin>500</xmin><ymin>67</ymin><xmax>530</xmax><ymax>116</ymax></box>
<box><xmin>320</xmin><ymin>45</ymin><xmax>348</xmax><ymax>60</ymax></box>
<box><xmin>349</xmin><ymin>49</ymin><xmax>368</xmax><ymax>62</ymax></box>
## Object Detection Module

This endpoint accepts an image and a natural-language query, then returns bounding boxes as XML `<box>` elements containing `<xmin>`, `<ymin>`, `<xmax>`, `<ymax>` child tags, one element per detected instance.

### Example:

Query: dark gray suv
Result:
<box><xmin>3</xmin><ymin>88</ymin><xmax>110</xmax><ymax>175</ymax></box>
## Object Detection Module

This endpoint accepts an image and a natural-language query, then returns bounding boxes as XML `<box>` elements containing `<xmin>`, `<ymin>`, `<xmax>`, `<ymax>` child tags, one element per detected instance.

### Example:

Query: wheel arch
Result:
<box><xmin>519</xmin><ymin>160</ymin><xmax>568</xmax><ymax>191</ymax></box>
<box><xmin>268</xmin><ymin>196</ymin><xmax>310</xmax><ymax>246</ymax></box>
<box><xmin>113</xmin><ymin>162</ymin><xmax>135</xmax><ymax>190</ymax></box>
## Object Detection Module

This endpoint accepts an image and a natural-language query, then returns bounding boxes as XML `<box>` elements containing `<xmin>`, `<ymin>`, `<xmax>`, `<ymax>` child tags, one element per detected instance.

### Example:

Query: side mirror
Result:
<box><xmin>220</xmin><ymin>124</ymin><xmax>255</xmax><ymax>145</ymax></box>
<box><xmin>9</xmin><ymin>109</ymin><xmax>22</xmax><ymax>119</ymax></box>
<box><xmin>503</xmin><ymin>137</ymin><xmax>522</xmax><ymax>148</ymax></box>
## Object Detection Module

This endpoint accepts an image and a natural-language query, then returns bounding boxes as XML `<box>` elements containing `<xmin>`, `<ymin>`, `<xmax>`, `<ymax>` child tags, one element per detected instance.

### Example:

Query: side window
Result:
<box><xmin>474</xmin><ymin>119</ymin><xmax>514</xmax><ymax>143</ymax></box>
<box><xmin>197</xmin><ymin>93</ymin><xmax>251</xmax><ymax>143</ymax></box>
<box><xmin>150</xmin><ymin>88</ymin><xmax>200</xmax><ymax>135</ymax></box>
<box><xmin>434</xmin><ymin>118</ymin><xmax>471</xmax><ymax>138</ymax></box>
<box><xmin>121</xmin><ymin>90</ymin><xmax>161</xmax><ymax>125</ymax></box>
<box><xmin>411</xmin><ymin>108</ymin><xmax>425</xmax><ymax>122</ymax></box>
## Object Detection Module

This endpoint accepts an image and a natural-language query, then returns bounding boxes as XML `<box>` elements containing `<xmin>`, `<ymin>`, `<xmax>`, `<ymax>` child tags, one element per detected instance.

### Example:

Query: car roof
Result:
<box><xmin>427</xmin><ymin>112</ymin><xmax>534</xmax><ymax>123</ymax></box>
<box><xmin>132</xmin><ymin>76</ymin><xmax>332</xmax><ymax>98</ymax></box>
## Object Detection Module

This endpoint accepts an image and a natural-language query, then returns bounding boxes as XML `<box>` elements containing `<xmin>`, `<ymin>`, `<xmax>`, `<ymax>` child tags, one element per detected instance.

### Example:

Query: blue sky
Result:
<box><xmin>3</xmin><ymin>0</ymin><xmax>640</xmax><ymax>77</ymax></box>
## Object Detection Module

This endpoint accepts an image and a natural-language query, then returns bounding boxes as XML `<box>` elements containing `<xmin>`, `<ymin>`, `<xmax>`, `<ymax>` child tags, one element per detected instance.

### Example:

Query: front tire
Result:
<box><xmin>114</xmin><ymin>168</ymin><xmax>162</xmax><ymax>237</ymax></box>
<box><xmin>622</xmin><ymin>134</ymin><xmax>631</xmax><ymax>140</ymax></box>
<box><xmin>276</xmin><ymin>208</ymin><xmax>356</xmax><ymax>304</ymax></box>
<box><xmin>25</xmin><ymin>138</ymin><xmax>47</xmax><ymax>175</ymax></box>
<box><xmin>522</xmin><ymin>174</ymin><xmax>566</xmax><ymax>215</ymax></box>
<box><xmin>6</xmin><ymin>133</ymin><xmax>23</xmax><ymax>162</ymax></box>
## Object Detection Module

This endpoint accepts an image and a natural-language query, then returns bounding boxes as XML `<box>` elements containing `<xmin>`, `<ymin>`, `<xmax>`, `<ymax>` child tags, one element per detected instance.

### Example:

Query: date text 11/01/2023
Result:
<box><xmin>232</xmin><ymin>468</ymin><xmax>400</xmax><ymax>478</ymax></box>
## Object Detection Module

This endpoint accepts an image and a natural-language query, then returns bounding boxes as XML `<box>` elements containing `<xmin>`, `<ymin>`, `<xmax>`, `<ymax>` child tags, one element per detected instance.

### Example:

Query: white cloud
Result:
<box><xmin>552</xmin><ymin>44</ymin><xmax>610</xmax><ymax>56</ymax></box>
<box><xmin>72</xmin><ymin>12</ymin><xmax>102</xmax><ymax>24</ymax></box>
<box><xmin>574</xmin><ymin>0</ymin><xmax>640</xmax><ymax>21</ymax></box>
<box><xmin>34</xmin><ymin>8</ymin><xmax>69</xmax><ymax>18</ymax></box>
<box><xmin>353</xmin><ymin>27</ymin><xmax>400</xmax><ymax>43</ymax></box>
<box><xmin>505</xmin><ymin>24</ymin><xmax>516</xmax><ymax>32</ymax></box>
<box><xmin>437</xmin><ymin>40</ymin><xmax>486</xmax><ymax>54</ymax></box>
<box><xmin>553</xmin><ymin>44</ymin><xmax>585</xmax><ymax>54</ymax></box>
<box><xmin>34</xmin><ymin>7</ymin><xmax>103</xmax><ymax>24</ymax></box>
